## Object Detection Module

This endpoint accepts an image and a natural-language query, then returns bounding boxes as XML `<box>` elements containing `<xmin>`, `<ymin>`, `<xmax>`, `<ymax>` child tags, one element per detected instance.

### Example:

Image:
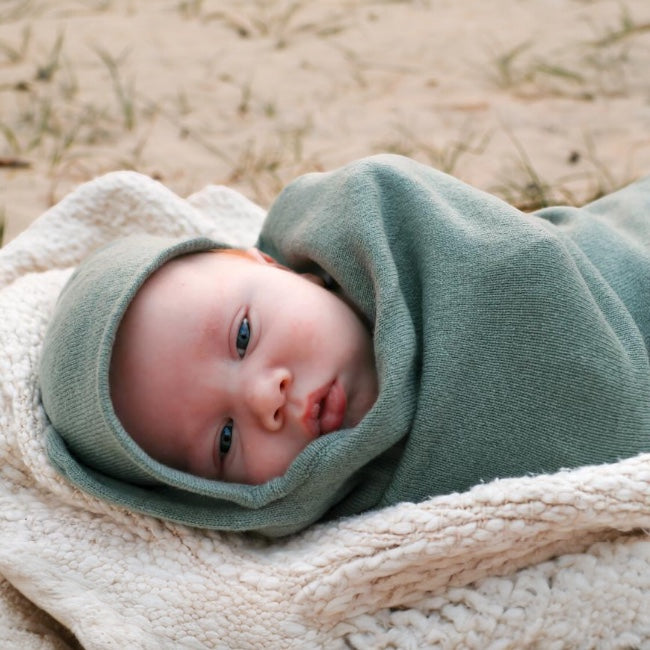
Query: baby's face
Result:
<box><xmin>110</xmin><ymin>249</ymin><xmax>378</xmax><ymax>485</ymax></box>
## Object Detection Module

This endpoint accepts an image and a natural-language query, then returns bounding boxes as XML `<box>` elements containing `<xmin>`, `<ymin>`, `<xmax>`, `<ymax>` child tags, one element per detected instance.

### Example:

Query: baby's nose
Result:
<box><xmin>248</xmin><ymin>368</ymin><xmax>290</xmax><ymax>431</ymax></box>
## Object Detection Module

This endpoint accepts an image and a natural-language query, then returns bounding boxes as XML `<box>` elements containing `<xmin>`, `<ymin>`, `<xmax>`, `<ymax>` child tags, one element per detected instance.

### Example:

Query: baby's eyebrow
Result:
<box><xmin>198</xmin><ymin>303</ymin><xmax>229</xmax><ymax>355</ymax></box>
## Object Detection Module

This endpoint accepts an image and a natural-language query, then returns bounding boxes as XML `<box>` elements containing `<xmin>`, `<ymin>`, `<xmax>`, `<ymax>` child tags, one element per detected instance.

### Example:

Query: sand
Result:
<box><xmin>1</xmin><ymin>0</ymin><xmax>650</xmax><ymax>243</ymax></box>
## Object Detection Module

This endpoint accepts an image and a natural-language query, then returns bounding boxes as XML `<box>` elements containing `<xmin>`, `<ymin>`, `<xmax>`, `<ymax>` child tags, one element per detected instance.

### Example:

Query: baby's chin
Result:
<box><xmin>347</xmin><ymin>381</ymin><xmax>378</xmax><ymax>430</ymax></box>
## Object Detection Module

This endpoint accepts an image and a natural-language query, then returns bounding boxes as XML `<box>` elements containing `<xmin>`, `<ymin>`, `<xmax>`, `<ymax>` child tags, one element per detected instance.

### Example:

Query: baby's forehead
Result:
<box><xmin>121</xmin><ymin>248</ymin><xmax>312</xmax><ymax>336</ymax></box>
<box><xmin>141</xmin><ymin>248</ymin><xmax>237</xmax><ymax>286</ymax></box>
<box><xmin>119</xmin><ymin>248</ymin><xmax>251</xmax><ymax>323</ymax></box>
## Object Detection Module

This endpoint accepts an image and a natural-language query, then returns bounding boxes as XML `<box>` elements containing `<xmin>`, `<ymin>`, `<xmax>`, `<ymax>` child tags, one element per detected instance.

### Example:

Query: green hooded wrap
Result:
<box><xmin>258</xmin><ymin>154</ymin><xmax>650</xmax><ymax>520</ymax></box>
<box><xmin>40</xmin><ymin>154</ymin><xmax>650</xmax><ymax>537</ymax></box>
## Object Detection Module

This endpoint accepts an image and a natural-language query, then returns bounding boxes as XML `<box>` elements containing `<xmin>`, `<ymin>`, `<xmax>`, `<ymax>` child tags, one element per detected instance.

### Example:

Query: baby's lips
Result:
<box><xmin>319</xmin><ymin>380</ymin><xmax>346</xmax><ymax>435</ymax></box>
<box><xmin>302</xmin><ymin>382</ymin><xmax>329</xmax><ymax>437</ymax></box>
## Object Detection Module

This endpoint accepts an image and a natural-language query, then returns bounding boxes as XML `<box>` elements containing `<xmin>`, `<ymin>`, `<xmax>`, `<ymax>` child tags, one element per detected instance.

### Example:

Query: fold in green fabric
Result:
<box><xmin>42</xmin><ymin>154</ymin><xmax>650</xmax><ymax>537</ymax></box>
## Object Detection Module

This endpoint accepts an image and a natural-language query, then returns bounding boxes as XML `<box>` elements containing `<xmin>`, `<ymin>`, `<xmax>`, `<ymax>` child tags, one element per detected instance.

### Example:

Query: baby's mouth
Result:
<box><xmin>303</xmin><ymin>380</ymin><xmax>347</xmax><ymax>437</ymax></box>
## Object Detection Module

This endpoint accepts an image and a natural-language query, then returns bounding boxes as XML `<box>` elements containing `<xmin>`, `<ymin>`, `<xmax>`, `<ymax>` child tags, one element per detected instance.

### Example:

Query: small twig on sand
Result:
<box><xmin>0</xmin><ymin>157</ymin><xmax>31</xmax><ymax>169</ymax></box>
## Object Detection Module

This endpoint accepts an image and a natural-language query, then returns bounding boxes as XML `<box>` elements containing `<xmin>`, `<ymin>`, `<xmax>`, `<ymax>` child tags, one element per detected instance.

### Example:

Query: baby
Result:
<box><xmin>109</xmin><ymin>247</ymin><xmax>378</xmax><ymax>485</ymax></box>
<box><xmin>39</xmin><ymin>154</ymin><xmax>650</xmax><ymax>537</ymax></box>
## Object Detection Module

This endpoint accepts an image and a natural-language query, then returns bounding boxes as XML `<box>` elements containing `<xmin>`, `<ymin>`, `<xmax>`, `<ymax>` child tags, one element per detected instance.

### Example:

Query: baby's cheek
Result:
<box><xmin>241</xmin><ymin>448</ymin><xmax>280</xmax><ymax>485</ymax></box>
<box><xmin>246</xmin><ymin>439</ymin><xmax>305</xmax><ymax>485</ymax></box>
<box><xmin>286</xmin><ymin>318</ymin><xmax>323</xmax><ymax>358</ymax></box>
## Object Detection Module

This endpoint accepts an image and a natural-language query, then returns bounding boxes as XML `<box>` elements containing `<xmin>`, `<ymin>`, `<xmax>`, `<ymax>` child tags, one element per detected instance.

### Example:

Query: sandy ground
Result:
<box><xmin>1</xmin><ymin>0</ymin><xmax>650</xmax><ymax>243</ymax></box>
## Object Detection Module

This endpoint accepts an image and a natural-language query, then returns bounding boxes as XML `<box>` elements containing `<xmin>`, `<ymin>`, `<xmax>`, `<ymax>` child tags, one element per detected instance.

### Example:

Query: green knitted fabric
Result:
<box><xmin>40</xmin><ymin>155</ymin><xmax>650</xmax><ymax>537</ymax></box>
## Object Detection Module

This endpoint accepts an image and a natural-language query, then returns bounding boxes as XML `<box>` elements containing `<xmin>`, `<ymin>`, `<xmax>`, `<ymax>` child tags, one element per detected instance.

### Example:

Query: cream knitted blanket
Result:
<box><xmin>1</xmin><ymin>172</ymin><xmax>649</xmax><ymax>649</ymax></box>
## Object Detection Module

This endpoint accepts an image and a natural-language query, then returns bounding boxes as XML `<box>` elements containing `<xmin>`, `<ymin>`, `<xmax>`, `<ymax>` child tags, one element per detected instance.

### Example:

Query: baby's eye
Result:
<box><xmin>219</xmin><ymin>419</ymin><xmax>234</xmax><ymax>457</ymax></box>
<box><xmin>236</xmin><ymin>317</ymin><xmax>251</xmax><ymax>358</ymax></box>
